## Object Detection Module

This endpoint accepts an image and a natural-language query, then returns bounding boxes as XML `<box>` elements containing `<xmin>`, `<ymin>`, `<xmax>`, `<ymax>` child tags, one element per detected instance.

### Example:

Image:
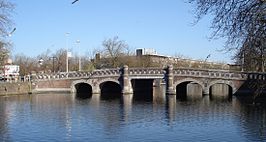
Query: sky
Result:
<box><xmin>10</xmin><ymin>0</ymin><xmax>233</xmax><ymax>63</ymax></box>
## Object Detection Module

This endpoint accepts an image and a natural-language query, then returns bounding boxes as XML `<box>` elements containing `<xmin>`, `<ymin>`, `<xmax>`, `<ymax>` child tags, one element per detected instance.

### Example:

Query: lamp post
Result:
<box><xmin>38</xmin><ymin>58</ymin><xmax>44</xmax><ymax>66</ymax></box>
<box><xmin>76</xmin><ymin>40</ymin><xmax>81</xmax><ymax>71</ymax></box>
<box><xmin>204</xmin><ymin>54</ymin><xmax>211</xmax><ymax>69</ymax></box>
<box><xmin>65</xmin><ymin>32</ymin><xmax>70</xmax><ymax>73</ymax></box>
<box><xmin>8</xmin><ymin>28</ymin><xmax>16</xmax><ymax>37</ymax></box>
<box><xmin>204</xmin><ymin>54</ymin><xmax>211</xmax><ymax>62</ymax></box>
<box><xmin>38</xmin><ymin>58</ymin><xmax>44</xmax><ymax>74</ymax></box>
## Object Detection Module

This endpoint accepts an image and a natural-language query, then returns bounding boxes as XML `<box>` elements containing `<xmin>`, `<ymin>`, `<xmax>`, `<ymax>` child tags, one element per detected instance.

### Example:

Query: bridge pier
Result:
<box><xmin>91</xmin><ymin>93</ymin><xmax>100</xmax><ymax>106</ymax></box>
<box><xmin>203</xmin><ymin>86</ymin><xmax>210</xmax><ymax>95</ymax></box>
<box><xmin>122</xmin><ymin>65</ymin><xmax>133</xmax><ymax>94</ymax></box>
<box><xmin>92</xmin><ymin>85</ymin><xmax>100</xmax><ymax>94</ymax></box>
<box><xmin>153</xmin><ymin>79</ymin><xmax>166</xmax><ymax>103</ymax></box>
<box><xmin>165</xmin><ymin>65</ymin><xmax>175</xmax><ymax>95</ymax></box>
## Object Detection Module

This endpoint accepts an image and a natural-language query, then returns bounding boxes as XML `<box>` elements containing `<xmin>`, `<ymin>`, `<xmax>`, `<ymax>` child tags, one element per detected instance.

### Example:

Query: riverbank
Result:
<box><xmin>0</xmin><ymin>82</ymin><xmax>32</xmax><ymax>96</ymax></box>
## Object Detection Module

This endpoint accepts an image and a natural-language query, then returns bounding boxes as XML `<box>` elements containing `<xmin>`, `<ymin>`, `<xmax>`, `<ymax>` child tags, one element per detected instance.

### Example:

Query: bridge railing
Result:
<box><xmin>127</xmin><ymin>67</ymin><xmax>248</xmax><ymax>80</ymax></box>
<box><xmin>90</xmin><ymin>68</ymin><xmax>121</xmax><ymax>77</ymax></box>
<box><xmin>173</xmin><ymin>68</ymin><xmax>248</xmax><ymax>80</ymax></box>
<box><xmin>35</xmin><ymin>71</ymin><xmax>92</xmax><ymax>81</ymax></box>
<box><xmin>33</xmin><ymin>67</ymin><xmax>266</xmax><ymax>81</ymax></box>
<box><xmin>247</xmin><ymin>72</ymin><xmax>266</xmax><ymax>80</ymax></box>
<box><xmin>35</xmin><ymin>68</ymin><xmax>122</xmax><ymax>80</ymax></box>
<box><xmin>128</xmin><ymin>68</ymin><xmax>165</xmax><ymax>75</ymax></box>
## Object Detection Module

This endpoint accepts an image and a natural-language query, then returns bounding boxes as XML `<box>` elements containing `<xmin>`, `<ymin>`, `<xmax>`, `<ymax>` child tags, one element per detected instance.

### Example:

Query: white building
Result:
<box><xmin>136</xmin><ymin>48</ymin><xmax>157</xmax><ymax>56</ymax></box>
<box><xmin>1</xmin><ymin>65</ymin><xmax>20</xmax><ymax>81</ymax></box>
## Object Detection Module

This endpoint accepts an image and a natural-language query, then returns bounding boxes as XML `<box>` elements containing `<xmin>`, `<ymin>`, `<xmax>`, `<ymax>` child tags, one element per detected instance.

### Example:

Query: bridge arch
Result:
<box><xmin>96</xmin><ymin>78</ymin><xmax>121</xmax><ymax>88</ymax></box>
<box><xmin>174</xmin><ymin>78</ymin><xmax>205</xmax><ymax>100</ymax></box>
<box><xmin>207</xmin><ymin>80</ymin><xmax>235</xmax><ymax>98</ymax></box>
<box><xmin>174</xmin><ymin>78</ymin><xmax>205</xmax><ymax>91</ymax></box>
<box><xmin>97</xmin><ymin>78</ymin><xmax>122</xmax><ymax>99</ymax></box>
<box><xmin>71</xmin><ymin>80</ymin><xmax>93</xmax><ymax>99</ymax></box>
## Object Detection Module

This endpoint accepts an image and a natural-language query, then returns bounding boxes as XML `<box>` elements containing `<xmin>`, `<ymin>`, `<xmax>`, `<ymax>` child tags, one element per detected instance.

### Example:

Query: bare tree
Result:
<box><xmin>189</xmin><ymin>0</ymin><xmax>266</xmax><ymax>71</ymax></box>
<box><xmin>13</xmin><ymin>53</ymin><xmax>36</xmax><ymax>76</ymax></box>
<box><xmin>36</xmin><ymin>49</ymin><xmax>52</xmax><ymax>73</ymax></box>
<box><xmin>0</xmin><ymin>41</ymin><xmax>9</xmax><ymax>65</ymax></box>
<box><xmin>0</xmin><ymin>0</ymin><xmax>14</xmax><ymax>38</ymax></box>
<box><xmin>234</xmin><ymin>36</ymin><xmax>266</xmax><ymax>72</ymax></box>
<box><xmin>54</xmin><ymin>48</ymin><xmax>67</xmax><ymax>72</ymax></box>
<box><xmin>0</xmin><ymin>0</ymin><xmax>14</xmax><ymax>67</ymax></box>
<box><xmin>98</xmin><ymin>36</ymin><xmax>130</xmax><ymax>68</ymax></box>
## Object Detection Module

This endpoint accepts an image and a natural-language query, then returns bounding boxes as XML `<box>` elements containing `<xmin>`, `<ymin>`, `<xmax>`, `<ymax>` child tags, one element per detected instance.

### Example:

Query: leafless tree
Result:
<box><xmin>13</xmin><ymin>48</ymin><xmax>96</xmax><ymax>74</ymax></box>
<box><xmin>0</xmin><ymin>41</ymin><xmax>9</xmax><ymax>65</ymax></box>
<box><xmin>54</xmin><ymin>48</ymin><xmax>67</xmax><ymax>72</ymax></box>
<box><xmin>0</xmin><ymin>0</ymin><xmax>14</xmax><ymax>38</ymax></box>
<box><xmin>0</xmin><ymin>0</ymin><xmax>14</xmax><ymax>68</ymax></box>
<box><xmin>189</xmin><ymin>0</ymin><xmax>266</xmax><ymax>71</ymax></box>
<box><xmin>13</xmin><ymin>53</ymin><xmax>36</xmax><ymax>76</ymax></box>
<box><xmin>98</xmin><ymin>36</ymin><xmax>130</xmax><ymax>68</ymax></box>
<box><xmin>234</xmin><ymin>36</ymin><xmax>266</xmax><ymax>72</ymax></box>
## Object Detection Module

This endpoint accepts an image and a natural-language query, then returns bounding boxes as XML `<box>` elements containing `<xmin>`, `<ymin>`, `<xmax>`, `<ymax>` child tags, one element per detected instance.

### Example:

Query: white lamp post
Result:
<box><xmin>65</xmin><ymin>32</ymin><xmax>70</xmax><ymax>73</ymax></box>
<box><xmin>76</xmin><ymin>40</ymin><xmax>81</xmax><ymax>71</ymax></box>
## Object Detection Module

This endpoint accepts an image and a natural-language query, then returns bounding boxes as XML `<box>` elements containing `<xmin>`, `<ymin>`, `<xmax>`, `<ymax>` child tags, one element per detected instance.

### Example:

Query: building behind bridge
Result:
<box><xmin>93</xmin><ymin>48</ymin><xmax>239</xmax><ymax>70</ymax></box>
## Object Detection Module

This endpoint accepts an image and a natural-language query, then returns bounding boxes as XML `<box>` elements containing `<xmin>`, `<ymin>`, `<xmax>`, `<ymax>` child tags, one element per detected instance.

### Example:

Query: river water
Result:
<box><xmin>0</xmin><ymin>93</ymin><xmax>265</xmax><ymax>142</ymax></box>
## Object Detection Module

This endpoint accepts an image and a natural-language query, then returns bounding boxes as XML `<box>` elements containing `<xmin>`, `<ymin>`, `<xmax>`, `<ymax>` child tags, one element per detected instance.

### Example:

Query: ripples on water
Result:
<box><xmin>0</xmin><ymin>94</ymin><xmax>265</xmax><ymax>142</ymax></box>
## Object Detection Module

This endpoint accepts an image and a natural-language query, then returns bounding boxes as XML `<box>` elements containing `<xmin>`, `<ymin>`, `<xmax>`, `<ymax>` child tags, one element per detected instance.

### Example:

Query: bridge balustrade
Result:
<box><xmin>128</xmin><ymin>68</ymin><xmax>164</xmax><ymax>75</ymax></box>
<box><xmin>32</xmin><ymin>67</ymin><xmax>266</xmax><ymax>83</ymax></box>
<box><xmin>35</xmin><ymin>71</ymin><xmax>92</xmax><ymax>81</ymax></box>
<box><xmin>91</xmin><ymin>69</ymin><xmax>120</xmax><ymax>77</ymax></box>
<box><xmin>172</xmin><ymin>68</ymin><xmax>247</xmax><ymax>80</ymax></box>
<box><xmin>247</xmin><ymin>73</ymin><xmax>266</xmax><ymax>80</ymax></box>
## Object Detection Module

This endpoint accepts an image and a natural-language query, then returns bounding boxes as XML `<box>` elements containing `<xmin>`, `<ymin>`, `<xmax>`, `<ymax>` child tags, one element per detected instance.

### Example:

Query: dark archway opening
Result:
<box><xmin>75</xmin><ymin>83</ymin><xmax>93</xmax><ymax>99</ymax></box>
<box><xmin>176</xmin><ymin>82</ymin><xmax>203</xmax><ymax>101</ymax></box>
<box><xmin>209</xmin><ymin>83</ymin><xmax>233</xmax><ymax>100</ymax></box>
<box><xmin>100</xmin><ymin>81</ymin><xmax>122</xmax><ymax>100</ymax></box>
<box><xmin>131</xmin><ymin>79</ymin><xmax>154</xmax><ymax>101</ymax></box>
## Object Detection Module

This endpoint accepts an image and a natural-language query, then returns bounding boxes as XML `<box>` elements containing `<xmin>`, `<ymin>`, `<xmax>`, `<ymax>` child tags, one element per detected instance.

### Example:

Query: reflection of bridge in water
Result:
<box><xmin>33</xmin><ymin>65</ymin><xmax>266</xmax><ymax>100</ymax></box>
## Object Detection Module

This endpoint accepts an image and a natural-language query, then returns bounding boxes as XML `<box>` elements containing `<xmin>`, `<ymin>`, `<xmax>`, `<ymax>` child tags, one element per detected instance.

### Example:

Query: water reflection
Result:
<box><xmin>0</xmin><ymin>97</ymin><xmax>10</xmax><ymax>141</ymax></box>
<box><xmin>233</xmin><ymin>99</ymin><xmax>266</xmax><ymax>141</ymax></box>
<box><xmin>165</xmin><ymin>95</ymin><xmax>176</xmax><ymax>124</ymax></box>
<box><xmin>121</xmin><ymin>95</ymin><xmax>133</xmax><ymax>122</ymax></box>
<box><xmin>0</xmin><ymin>93</ymin><xmax>265</xmax><ymax>141</ymax></box>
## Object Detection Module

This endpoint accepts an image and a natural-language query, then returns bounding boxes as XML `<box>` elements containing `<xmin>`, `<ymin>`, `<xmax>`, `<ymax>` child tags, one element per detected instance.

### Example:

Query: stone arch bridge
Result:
<box><xmin>32</xmin><ymin>65</ymin><xmax>265</xmax><ymax>99</ymax></box>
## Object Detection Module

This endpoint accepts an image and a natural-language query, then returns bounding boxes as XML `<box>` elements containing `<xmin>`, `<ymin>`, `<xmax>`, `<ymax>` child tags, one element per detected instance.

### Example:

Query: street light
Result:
<box><xmin>38</xmin><ymin>58</ymin><xmax>44</xmax><ymax>66</ymax></box>
<box><xmin>39</xmin><ymin>57</ymin><xmax>58</xmax><ymax>73</ymax></box>
<box><xmin>8</xmin><ymin>28</ymin><xmax>16</xmax><ymax>37</ymax></box>
<box><xmin>204</xmin><ymin>54</ymin><xmax>211</xmax><ymax>62</ymax></box>
<box><xmin>203</xmin><ymin>54</ymin><xmax>211</xmax><ymax>69</ymax></box>
<box><xmin>38</xmin><ymin>58</ymin><xmax>44</xmax><ymax>74</ymax></box>
<box><xmin>76</xmin><ymin>40</ymin><xmax>81</xmax><ymax>71</ymax></box>
<box><xmin>65</xmin><ymin>32</ymin><xmax>70</xmax><ymax>73</ymax></box>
